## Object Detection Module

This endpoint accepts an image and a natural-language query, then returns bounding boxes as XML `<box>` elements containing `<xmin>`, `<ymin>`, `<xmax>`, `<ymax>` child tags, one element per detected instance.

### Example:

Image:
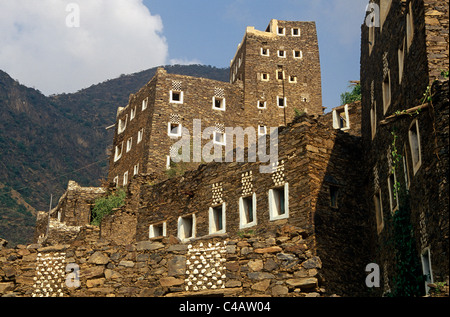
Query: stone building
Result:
<box><xmin>107</xmin><ymin>19</ymin><xmax>322</xmax><ymax>187</ymax></box>
<box><xmin>360</xmin><ymin>0</ymin><xmax>449</xmax><ymax>295</ymax></box>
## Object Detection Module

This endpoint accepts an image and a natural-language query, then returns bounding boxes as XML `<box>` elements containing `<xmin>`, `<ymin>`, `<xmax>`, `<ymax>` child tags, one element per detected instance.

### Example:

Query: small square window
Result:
<box><xmin>277</xmin><ymin>70</ymin><xmax>284</xmax><ymax>80</ymax></box>
<box><xmin>278</xmin><ymin>50</ymin><xmax>286</xmax><ymax>58</ymax></box>
<box><xmin>277</xmin><ymin>27</ymin><xmax>285</xmax><ymax>36</ymax></box>
<box><xmin>213</xmin><ymin>131</ymin><xmax>226</xmax><ymax>146</ymax></box>
<box><xmin>332</xmin><ymin>105</ymin><xmax>350</xmax><ymax>130</ymax></box>
<box><xmin>168</xmin><ymin>122</ymin><xmax>182</xmax><ymax>137</ymax></box>
<box><xmin>277</xmin><ymin>96</ymin><xmax>286</xmax><ymax>108</ymax></box>
<box><xmin>258</xmin><ymin>125</ymin><xmax>267</xmax><ymax>136</ymax></box>
<box><xmin>149</xmin><ymin>222</ymin><xmax>166</xmax><ymax>238</ymax></box>
<box><xmin>209</xmin><ymin>203</ymin><xmax>226</xmax><ymax>234</ymax></box>
<box><xmin>178</xmin><ymin>214</ymin><xmax>195</xmax><ymax>241</ymax></box>
<box><xmin>257</xmin><ymin>101</ymin><xmax>266</xmax><ymax>109</ymax></box>
<box><xmin>289</xmin><ymin>76</ymin><xmax>297</xmax><ymax>83</ymax></box>
<box><xmin>261</xmin><ymin>73</ymin><xmax>270</xmax><ymax>81</ymax></box>
<box><xmin>292</xmin><ymin>28</ymin><xmax>300</xmax><ymax>36</ymax></box>
<box><xmin>269</xmin><ymin>183</ymin><xmax>289</xmax><ymax>221</ymax></box>
<box><xmin>170</xmin><ymin>90</ymin><xmax>183</xmax><ymax>104</ymax></box>
<box><xmin>261</xmin><ymin>48</ymin><xmax>269</xmax><ymax>56</ymax></box>
<box><xmin>293</xmin><ymin>50</ymin><xmax>303</xmax><ymax>59</ymax></box>
<box><xmin>126</xmin><ymin>137</ymin><xmax>132</xmax><ymax>152</ymax></box>
<box><xmin>239</xmin><ymin>194</ymin><xmax>257</xmax><ymax>229</ymax></box>
<box><xmin>212</xmin><ymin>96</ymin><xmax>226</xmax><ymax>111</ymax></box>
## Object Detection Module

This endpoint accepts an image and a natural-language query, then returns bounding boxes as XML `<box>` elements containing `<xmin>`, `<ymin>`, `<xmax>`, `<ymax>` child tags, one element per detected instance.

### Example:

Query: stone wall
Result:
<box><xmin>0</xmin><ymin>224</ymin><xmax>326</xmax><ymax>297</ymax></box>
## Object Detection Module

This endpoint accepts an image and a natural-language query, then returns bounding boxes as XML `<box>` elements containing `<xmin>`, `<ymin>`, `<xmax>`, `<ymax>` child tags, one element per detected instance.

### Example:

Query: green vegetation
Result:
<box><xmin>90</xmin><ymin>189</ymin><xmax>126</xmax><ymax>226</ymax></box>
<box><xmin>294</xmin><ymin>108</ymin><xmax>305</xmax><ymax>118</ymax></box>
<box><xmin>340</xmin><ymin>82</ymin><xmax>361</xmax><ymax>105</ymax></box>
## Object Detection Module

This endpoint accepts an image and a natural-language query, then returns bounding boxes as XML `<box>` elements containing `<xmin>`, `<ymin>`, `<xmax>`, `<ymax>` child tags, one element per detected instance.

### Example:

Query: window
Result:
<box><xmin>118</xmin><ymin>115</ymin><xmax>127</xmax><ymax>134</ymax></box>
<box><xmin>268</xmin><ymin>183</ymin><xmax>289</xmax><ymax>221</ymax></box>
<box><xmin>406</xmin><ymin>1</ymin><xmax>414</xmax><ymax>50</ymax></box>
<box><xmin>277</xmin><ymin>96</ymin><xmax>286</xmax><ymax>108</ymax></box>
<box><xmin>371</xmin><ymin>101</ymin><xmax>377</xmax><ymax>139</ymax></box>
<box><xmin>382</xmin><ymin>70</ymin><xmax>391</xmax><ymax>114</ymax></box>
<box><xmin>261</xmin><ymin>73</ymin><xmax>270</xmax><ymax>81</ymax></box>
<box><xmin>114</xmin><ymin>142</ymin><xmax>123</xmax><ymax>162</ymax></box>
<box><xmin>239</xmin><ymin>193</ymin><xmax>257</xmax><ymax>229</ymax></box>
<box><xmin>168</xmin><ymin>122</ymin><xmax>182</xmax><ymax>137</ymax></box>
<box><xmin>380</xmin><ymin>0</ymin><xmax>393</xmax><ymax>31</ymax></box>
<box><xmin>408</xmin><ymin>119</ymin><xmax>422</xmax><ymax>174</ymax></box>
<box><xmin>291</xmin><ymin>28</ymin><xmax>300</xmax><ymax>36</ymax></box>
<box><xmin>130</xmin><ymin>107</ymin><xmax>136</xmax><ymax>120</ymax></box>
<box><xmin>178</xmin><ymin>214</ymin><xmax>195</xmax><ymax>241</ymax></box>
<box><xmin>149</xmin><ymin>222</ymin><xmax>166</xmax><ymax>238</ymax></box>
<box><xmin>277</xmin><ymin>27</ymin><xmax>285</xmax><ymax>36</ymax></box>
<box><xmin>170</xmin><ymin>90</ymin><xmax>183</xmax><ymax>104</ymax></box>
<box><xmin>166</xmin><ymin>155</ymin><xmax>171</xmax><ymax>170</ymax></box>
<box><xmin>258</xmin><ymin>125</ymin><xmax>267</xmax><ymax>136</ymax></box>
<box><xmin>212</xmin><ymin>96</ymin><xmax>226</xmax><ymax>111</ymax></box>
<box><xmin>113</xmin><ymin>176</ymin><xmax>119</xmax><ymax>187</ymax></box>
<box><xmin>398</xmin><ymin>37</ymin><xmax>405</xmax><ymax>84</ymax></box>
<box><xmin>133</xmin><ymin>163</ymin><xmax>139</xmax><ymax>176</ymax></box>
<box><xmin>421</xmin><ymin>248</ymin><xmax>433</xmax><ymax>295</ymax></box>
<box><xmin>126</xmin><ymin>137</ymin><xmax>132</xmax><ymax>152</ymax></box>
<box><xmin>261</xmin><ymin>48</ymin><xmax>270</xmax><ymax>56</ymax></box>
<box><xmin>276</xmin><ymin>70</ymin><xmax>285</xmax><ymax>80</ymax></box>
<box><xmin>329</xmin><ymin>185</ymin><xmax>339</xmax><ymax>208</ymax></box>
<box><xmin>209</xmin><ymin>203</ymin><xmax>226</xmax><ymax>234</ymax></box>
<box><xmin>213</xmin><ymin>131</ymin><xmax>226</xmax><ymax>146</ymax></box>
<box><xmin>403</xmin><ymin>146</ymin><xmax>410</xmax><ymax>189</ymax></box>
<box><xmin>387</xmin><ymin>172</ymin><xmax>398</xmax><ymax>213</ymax></box>
<box><xmin>137</xmin><ymin>128</ymin><xmax>144</xmax><ymax>143</ymax></box>
<box><xmin>289</xmin><ymin>76</ymin><xmax>297</xmax><ymax>83</ymax></box>
<box><xmin>332</xmin><ymin>104</ymin><xmax>350</xmax><ymax>130</ymax></box>
<box><xmin>277</xmin><ymin>50</ymin><xmax>286</xmax><ymax>58</ymax></box>
<box><xmin>257</xmin><ymin>101</ymin><xmax>267</xmax><ymax>109</ymax></box>
<box><xmin>123</xmin><ymin>171</ymin><xmax>129</xmax><ymax>187</ymax></box>
<box><xmin>293</xmin><ymin>50</ymin><xmax>303</xmax><ymax>59</ymax></box>
<box><xmin>142</xmin><ymin>97</ymin><xmax>148</xmax><ymax>111</ymax></box>
<box><xmin>374</xmin><ymin>190</ymin><xmax>384</xmax><ymax>234</ymax></box>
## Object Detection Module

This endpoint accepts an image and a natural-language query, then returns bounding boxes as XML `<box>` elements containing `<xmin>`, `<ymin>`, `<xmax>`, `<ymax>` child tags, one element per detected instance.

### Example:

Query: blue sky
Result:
<box><xmin>143</xmin><ymin>0</ymin><xmax>368</xmax><ymax>111</ymax></box>
<box><xmin>0</xmin><ymin>0</ymin><xmax>369</xmax><ymax>112</ymax></box>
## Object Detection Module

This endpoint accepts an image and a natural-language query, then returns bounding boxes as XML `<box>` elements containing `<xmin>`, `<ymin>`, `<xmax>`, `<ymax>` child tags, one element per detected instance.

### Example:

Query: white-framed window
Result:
<box><xmin>289</xmin><ymin>75</ymin><xmax>297</xmax><ymax>83</ymax></box>
<box><xmin>277</xmin><ymin>50</ymin><xmax>286</xmax><ymax>58</ymax></box>
<box><xmin>142</xmin><ymin>97</ymin><xmax>148</xmax><ymax>111</ymax></box>
<box><xmin>168</xmin><ymin>122</ymin><xmax>182</xmax><ymax>137</ymax></box>
<box><xmin>276</xmin><ymin>69</ymin><xmax>285</xmax><ymax>80</ymax></box>
<box><xmin>133</xmin><ymin>163</ymin><xmax>139</xmax><ymax>176</ymax></box>
<box><xmin>293</xmin><ymin>50</ymin><xmax>303</xmax><ymax>59</ymax></box>
<box><xmin>239</xmin><ymin>193</ymin><xmax>257</xmax><ymax>229</ymax></box>
<box><xmin>371</xmin><ymin>101</ymin><xmax>377</xmax><ymax>139</ymax></box>
<box><xmin>212</xmin><ymin>96</ymin><xmax>226</xmax><ymax>111</ymax></box>
<box><xmin>398</xmin><ymin>37</ymin><xmax>405</xmax><ymax>84</ymax></box>
<box><xmin>166</xmin><ymin>155</ymin><xmax>171</xmax><ymax>170</ymax></box>
<box><xmin>137</xmin><ymin>128</ymin><xmax>144</xmax><ymax>143</ymax></box>
<box><xmin>118</xmin><ymin>115</ymin><xmax>127</xmax><ymax>134</ymax></box>
<box><xmin>406</xmin><ymin>1</ymin><xmax>414</xmax><ymax>51</ymax></box>
<box><xmin>268</xmin><ymin>183</ymin><xmax>289</xmax><ymax>221</ymax></box>
<box><xmin>114</xmin><ymin>142</ymin><xmax>123</xmax><ymax>162</ymax></box>
<box><xmin>258</xmin><ymin>125</ymin><xmax>267</xmax><ymax>136</ymax></box>
<box><xmin>213</xmin><ymin>131</ymin><xmax>226</xmax><ymax>146</ymax></box>
<box><xmin>332</xmin><ymin>104</ymin><xmax>350</xmax><ymax>130</ymax></box>
<box><xmin>408</xmin><ymin>119</ymin><xmax>422</xmax><ymax>175</ymax></box>
<box><xmin>374</xmin><ymin>189</ymin><xmax>384</xmax><ymax>234</ymax></box>
<box><xmin>130</xmin><ymin>107</ymin><xmax>136</xmax><ymax>120</ymax></box>
<box><xmin>113</xmin><ymin>176</ymin><xmax>119</xmax><ymax>187</ymax></box>
<box><xmin>170</xmin><ymin>90</ymin><xmax>184</xmax><ymax>104</ymax></box>
<box><xmin>178</xmin><ymin>214</ymin><xmax>196</xmax><ymax>241</ymax></box>
<box><xmin>123</xmin><ymin>171</ymin><xmax>129</xmax><ymax>187</ymax></box>
<box><xmin>149</xmin><ymin>222</ymin><xmax>166</xmax><ymax>238</ymax></box>
<box><xmin>291</xmin><ymin>28</ymin><xmax>300</xmax><ymax>37</ymax></box>
<box><xmin>261</xmin><ymin>73</ymin><xmax>270</xmax><ymax>81</ymax></box>
<box><xmin>257</xmin><ymin>100</ymin><xmax>267</xmax><ymax>109</ymax></box>
<box><xmin>387</xmin><ymin>172</ymin><xmax>398</xmax><ymax>213</ymax></box>
<box><xmin>421</xmin><ymin>247</ymin><xmax>433</xmax><ymax>295</ymax></box>
<box><xmin>382</xmin><ymin>70</ymin><xmax>391</xmax><ymax>114</ymax></box>
<box><xmin>209</xmin><ymin>203</ymin><xmax>226</xmax><ymax>235</ymax></box>
<box><xmin>277</xmin><ymin>96</ymin><xmax>287</xmax><ymax>108</ymax></box>
<box><xmin>277</xmin><ymin>27</ymin><xmax>285</xmax><ymax>36</ymax></box>
<box><xmin>126</xmin><ymin>137</ymin><xmax>132</xmax><ymax>152</ymax></box>
<box><xmin>261</xmin><ymin>48</ymin><xmax>270</xmax><ymax>56</ymax></box>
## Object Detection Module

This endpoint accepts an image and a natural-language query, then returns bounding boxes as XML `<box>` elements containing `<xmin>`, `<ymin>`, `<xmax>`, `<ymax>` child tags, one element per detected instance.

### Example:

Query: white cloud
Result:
<box><xmin>169</xmin><ymin>58</ymin><xmax>202</xmax><ymax>66</ymax></box>
<box><xmin>0</xmin><ymin>0</ymin><xmax>168</xmax><ymax>95</ymax></box>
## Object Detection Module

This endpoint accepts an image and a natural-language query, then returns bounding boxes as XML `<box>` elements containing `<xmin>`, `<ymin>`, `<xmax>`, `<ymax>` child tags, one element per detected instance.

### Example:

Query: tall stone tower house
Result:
<box><xmin>107</xmin><ymin>19</ymin><xmax>322</xmax><ymax>187</ymax></box>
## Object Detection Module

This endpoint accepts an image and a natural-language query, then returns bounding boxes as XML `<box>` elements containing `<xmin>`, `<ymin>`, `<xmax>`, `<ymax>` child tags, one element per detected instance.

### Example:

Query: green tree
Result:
<box><xmin>90</xmin><ymin>189</ymin><xmax>126</xmax><ymax>226</ymax></box>
<box><xmin>340</xmin><ymin>81</ymin><xmax>361</xmax><ymax>105</ymax></box>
